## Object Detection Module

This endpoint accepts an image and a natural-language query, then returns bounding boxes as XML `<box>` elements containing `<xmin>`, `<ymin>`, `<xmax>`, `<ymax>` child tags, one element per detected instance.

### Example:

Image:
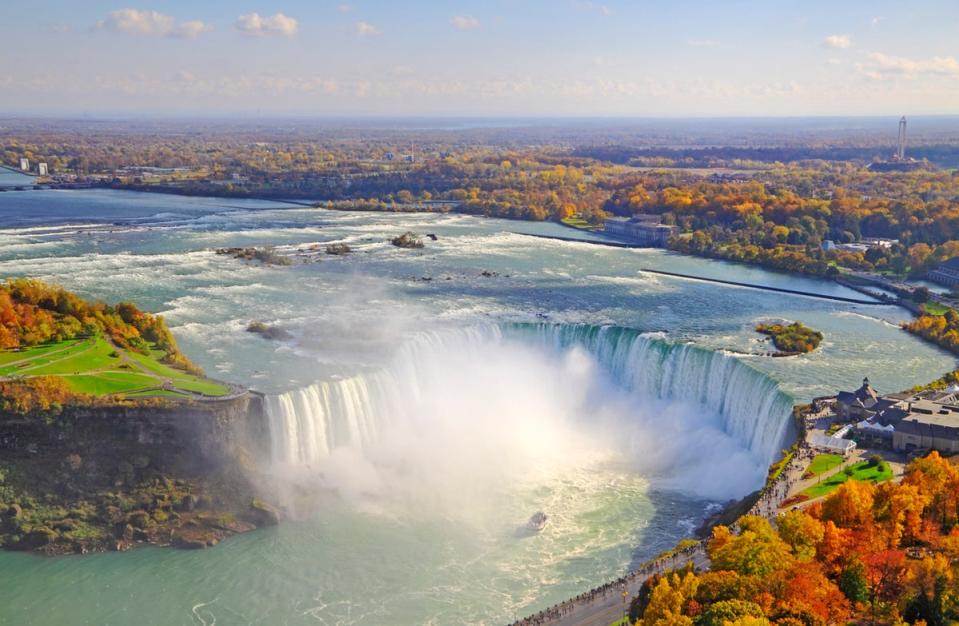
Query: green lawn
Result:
<box><xmin>0</xmin><ymin>339</ymin><xmax>91</xmax><ymax>374</ymax></box>
<box><xmin>0</xmin><ymin>334</ymin><xmax>231</xmax><ymax>399</ymax></box>
<box><xmin>807</xmin><ymin>453</ymin><xmax>844</xmax><ymax>476</ymax></box>
<box><xmin>125</xmin><ymin>349</ymin><xmax>230</xmax><ymax>396</ymax></box>
<box><xmin>0</xmin><ymin>339</ymin><xmax>83</xmax><ymax>367</ymax></box>
<box><xmin>923</xmin><ymin>302</ymin><xmax>951</xmax><ymax>316</ymax></box>
<box><xmin>62</xmin><ymin>372</ymin><xmax>158</xmax><ymax>396</ymax></box>
<box><xmin>13</xmin><ymin>337</ymin><xmax>119</xmax><ymax>376</ymax></box>
<box><xmin>561</xmin><ymin>216</ymin><xmax>602</xmax><ymax>231</ymax></box>
<box><xmin>802</xmin><ymin>460</ymin><xmax>894</xmax><ymax>499</ymax></box>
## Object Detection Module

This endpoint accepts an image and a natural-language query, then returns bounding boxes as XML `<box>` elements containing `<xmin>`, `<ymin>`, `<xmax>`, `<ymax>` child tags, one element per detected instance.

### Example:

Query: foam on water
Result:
<box><xmin>265</xmin><ymin>324</ymin><xmax>793</xmax><ymax>502</ymax></box>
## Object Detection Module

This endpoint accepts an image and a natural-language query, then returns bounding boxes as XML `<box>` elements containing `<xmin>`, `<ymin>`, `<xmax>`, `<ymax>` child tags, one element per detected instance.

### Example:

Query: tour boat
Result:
<box><xmin>526</xmin><ymin>511</ymin><xmax>548</xmax><ymax>532</ymax></box>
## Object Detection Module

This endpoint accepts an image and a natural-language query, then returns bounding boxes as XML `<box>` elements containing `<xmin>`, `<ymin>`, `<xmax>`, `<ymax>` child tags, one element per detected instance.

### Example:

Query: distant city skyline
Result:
<box><xmin>1</xmin><ymin>0</ymin><xmax>957</xmax><ymax>116</ymax></box>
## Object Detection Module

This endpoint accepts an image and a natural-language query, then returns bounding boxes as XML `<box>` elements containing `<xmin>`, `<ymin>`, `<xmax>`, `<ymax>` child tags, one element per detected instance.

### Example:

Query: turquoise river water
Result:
<box><xmin>0</xmin><ymin>187</ymin><xmax>952</xmax><ymax>625</ymax></box>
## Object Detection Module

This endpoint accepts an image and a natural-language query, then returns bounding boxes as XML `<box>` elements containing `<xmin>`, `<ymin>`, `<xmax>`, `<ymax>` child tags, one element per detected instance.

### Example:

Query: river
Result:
<box><xmin>0</xmin><ymin>188</ymin><xmax>952</xmax><ymax>625</ymax></box>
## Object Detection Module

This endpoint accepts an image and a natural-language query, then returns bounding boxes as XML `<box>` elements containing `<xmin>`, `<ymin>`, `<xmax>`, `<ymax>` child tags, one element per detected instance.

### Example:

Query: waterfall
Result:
<box><xmin>497</xmin><ymin>324</ymin><xmax>795</xmax><ymax>465</ymax></box>
<box><xmin>264</xmin><ymin>324</ymin><xmax>794</xmax><ymax>473</ymax></box>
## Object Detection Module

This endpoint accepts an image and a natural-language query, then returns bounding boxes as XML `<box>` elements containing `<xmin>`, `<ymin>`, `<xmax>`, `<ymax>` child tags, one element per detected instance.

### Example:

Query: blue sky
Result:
<box><xmin>1</xmin><ymin>1</ymin><xmax>956</xmax><ymax>116</ymax></box>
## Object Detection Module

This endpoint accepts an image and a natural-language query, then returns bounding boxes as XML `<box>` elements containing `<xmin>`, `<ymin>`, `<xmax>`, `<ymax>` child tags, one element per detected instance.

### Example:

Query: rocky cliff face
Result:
<box><xmin>0</xmin><ymin>393</ymin><xmax>280</xmax><ymax>555</ymax></box>
<box><xmin>1</xmin><ymin>393</ymin><xmax>270</xmax><ymax>469</ymax></box>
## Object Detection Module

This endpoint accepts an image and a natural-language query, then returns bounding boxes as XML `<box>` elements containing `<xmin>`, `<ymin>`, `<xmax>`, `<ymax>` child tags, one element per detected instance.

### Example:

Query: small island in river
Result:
<box><xmin>755</xmin><ymin>321</ymin><xmax>824</xmax><ymax>356</ymax></box>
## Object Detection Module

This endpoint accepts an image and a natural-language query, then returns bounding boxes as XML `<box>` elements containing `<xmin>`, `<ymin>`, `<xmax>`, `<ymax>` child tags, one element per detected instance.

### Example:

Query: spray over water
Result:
<box><xmin>265</xmin><ymin>324</ymin><xmax>793</xmax><ymax>507</ymax></box>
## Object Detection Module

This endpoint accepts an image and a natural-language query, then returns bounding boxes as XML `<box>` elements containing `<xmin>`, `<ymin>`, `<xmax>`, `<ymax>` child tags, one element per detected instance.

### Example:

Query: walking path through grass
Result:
<box><xmin>0</xmin><ymin>335</ymin><xmax>234</xmax><ymax>400</ymax></box>
<box><xmin>801</xmin><ymin>459</ymin><xmax>894</xmax><ymax>499</ymax></box>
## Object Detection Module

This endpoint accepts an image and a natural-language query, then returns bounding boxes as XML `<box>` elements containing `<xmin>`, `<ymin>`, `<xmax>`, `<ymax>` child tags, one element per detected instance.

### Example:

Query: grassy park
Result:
<box><xmin>0</xmin><ymin>335</ymin><xmax>230</xmax><ymax>399</ymax></box>
<box><xmin>806</xmin><ymin>453</ymin><xmax>844</xmax><ymax>476</ymax></box>
<box><xmin>801</xmin><ymin>458</ymin><xmax>894</xmax><ymax>499</ymax></box>
<box><xmin>923</xmin><ymin>301</ymin><xmax>951</xmax><ymax>316</ymax></box>
<box><xmin>561</xmin><ymin>215</ymin><xmax>602</xmax><ymax>231</ymax></box>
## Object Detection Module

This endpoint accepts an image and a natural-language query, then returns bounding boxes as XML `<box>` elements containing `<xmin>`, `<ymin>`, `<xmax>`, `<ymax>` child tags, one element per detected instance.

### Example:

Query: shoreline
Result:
<box><xmin>3</xmin><ymin>183</ymin><xmax>954</xmax><ymax>623</ymax></box>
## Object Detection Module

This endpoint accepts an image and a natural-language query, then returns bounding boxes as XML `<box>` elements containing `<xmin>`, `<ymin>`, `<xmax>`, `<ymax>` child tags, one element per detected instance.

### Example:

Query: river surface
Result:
<box><xmin>0</xmin><ymin>188</ymin><xmax>953</xmax><ymax>625</ymax></box>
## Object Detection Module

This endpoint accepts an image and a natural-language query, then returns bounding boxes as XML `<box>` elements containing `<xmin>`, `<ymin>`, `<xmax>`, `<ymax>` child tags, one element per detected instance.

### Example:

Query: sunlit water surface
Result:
<box><xmin>0</xmin><ymin>189</ymin><xmax>952</xmax><ymax>625</ymax></box>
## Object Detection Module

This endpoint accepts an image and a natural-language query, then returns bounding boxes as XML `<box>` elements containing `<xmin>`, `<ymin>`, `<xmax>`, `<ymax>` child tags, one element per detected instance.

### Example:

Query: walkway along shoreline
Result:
<box><xmin>510</xmin><ymin>404</ymin><xmax>810</xmax><ymax>626</ymax></box>
<box><xmin>637</xmin><ymin>268</ymin><xmax>885</xmax><ymax>306</ymax></box>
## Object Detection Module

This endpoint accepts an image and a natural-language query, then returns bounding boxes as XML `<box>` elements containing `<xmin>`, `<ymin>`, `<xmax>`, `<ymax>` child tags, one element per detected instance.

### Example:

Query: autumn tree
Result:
<box><xmin>709</xmin><ymin>517</ymin><xmax>794</xmax><ymax>578</ymax></box>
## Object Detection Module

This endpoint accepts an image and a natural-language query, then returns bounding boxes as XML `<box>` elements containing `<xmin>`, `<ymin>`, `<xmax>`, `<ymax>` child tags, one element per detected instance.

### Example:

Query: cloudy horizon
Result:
<box><xmin>1</xmin><ymin>0</ymin><xmax>956</xmax><ymax>117</ymax></box>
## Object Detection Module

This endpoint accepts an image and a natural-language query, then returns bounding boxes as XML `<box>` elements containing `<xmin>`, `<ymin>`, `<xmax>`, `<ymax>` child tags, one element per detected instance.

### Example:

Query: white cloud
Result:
<box><xmin>827</xmin><ymin>58</ymin><xmax>841</xmax><ymax>66</ymax></box>
<box><xmin>450</xmin><ymin>15</ymin><xmax>480</xmax><ymax>30</ymax></box>
<box><xmin>860</xmin><ymin>52</ymin><xmax>959</xmax><ymax>79</ymax></box>
<box><xmin>687</xmin><ymin>39</ymin><xmax>718</xmax><ymax>47</ymax></box>
<box><xmin>822</xmin><ymin>34</ymin><xmax>851</xmax><ymax>49</ymax></box>
<box><xmin>99</xmin><ymin>9</ymin><xmax>172</xmax><ymax>35</ymax></box>
<box><xmin>98</xmin><ymin>9</ymin><xmax>212</xmax><ymax>39</ymax></box>
<box><xmin>337</xmin><ymin>4</ymin><xmax>353</xmax><ymax>12</ymax></box>
<box><xmin>174</xmin><ymin>20</ymin><xmax>213</xmax><ymax>39</ymax></box>
<box><xmin>235</xmin><ymin>12</ymin><xmax>299</xmax><ymax>37</ymax></box>
<box><xmin>871</xmin><ymin>16</ymin><xmax>884</xmax><ymax>26</ymax></box>
<box><xmin>355</xmin><ymin>21</ymin><xmax>381</xmax><ymax>36</ymax></box>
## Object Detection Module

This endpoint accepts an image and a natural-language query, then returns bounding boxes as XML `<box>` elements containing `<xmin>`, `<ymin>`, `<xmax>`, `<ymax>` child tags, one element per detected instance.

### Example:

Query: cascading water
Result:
<box><xmin>497</xmin><ymin>324</ymin><xmax>795</xmax><ymax>465</ymax></box>
<box><xmin>264</xmin><ymin>323</ymin><xmax>794</xmax><ymax>500</ymax></box>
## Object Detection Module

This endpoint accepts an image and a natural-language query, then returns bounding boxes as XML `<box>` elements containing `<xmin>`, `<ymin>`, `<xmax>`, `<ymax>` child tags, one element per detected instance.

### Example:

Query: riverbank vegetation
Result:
<box><xmin>902</xmin><ymin>308</ymin><xmax>959</xmax><ymax>392</ymax></box>
<box><xmin>755</xmin><ymin>321</ymin><xmax>824</xmax><ymax>355</ymax></box>
<box><xmin>632</xmin><ymin>451</ymin><xmax>959</xmax><ymax>626</ymax></box>
<box><xmin>7</xmin><ymin>119</ymin><xmax>959</xmax><ymax>285</ymax></box>
<box><xmin>0</xmin><ymin>279</ymin><xmax>229</xmax><ymax>414</ymax></box>
<box><xmin>903</xmin><ymin>309</ymin><xmax>959</xmax><ymax>355</ymax></box>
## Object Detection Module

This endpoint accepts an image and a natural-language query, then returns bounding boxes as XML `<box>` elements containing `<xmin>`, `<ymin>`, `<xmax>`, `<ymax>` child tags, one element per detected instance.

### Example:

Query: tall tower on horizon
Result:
<box><xmin>897</xmin><ymin>116</ymin><xmax>907</xmax><ymax>160</ymax></box>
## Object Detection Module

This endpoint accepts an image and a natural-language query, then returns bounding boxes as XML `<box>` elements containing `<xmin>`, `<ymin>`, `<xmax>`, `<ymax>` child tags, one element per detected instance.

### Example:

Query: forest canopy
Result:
<box><xmin>0</xmin><ymin>278</ymin><xmax>196</xmax><ymax>373</ymax></box>
<box><xmin>632</xmin><ymin>452</ymin><xmax>959</xmax><ymax>626</ymax></box>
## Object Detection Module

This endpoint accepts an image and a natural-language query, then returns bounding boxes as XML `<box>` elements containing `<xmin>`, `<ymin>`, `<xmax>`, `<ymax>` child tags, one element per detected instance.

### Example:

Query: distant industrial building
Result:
<box><xmin>869</xmin><ymin>116</ymin><xmax>922</xmax><ymax>172</ymax></box>
<box><xmin>19</xmin><ymin>158</ymin><xmax>29</xmax><ymax>171</ymax></box>
<box><xmin>928</xmin><ymin>257</ymin><xmax>959</xmax><ymax>288</ymax></box>
<box><xmin>37</xmin><ymin>163</ymin><xmax>48</xmax><ymax>176</ymax></box>
<box><xmin>821</xmin><ymin>237</ymin><xmax>897</xmax><ymax>254</ymax></box>
<box><xmin>603</xmin><ymin>214</ymin><xmax>678</xmax><ymax>247</ymax></box>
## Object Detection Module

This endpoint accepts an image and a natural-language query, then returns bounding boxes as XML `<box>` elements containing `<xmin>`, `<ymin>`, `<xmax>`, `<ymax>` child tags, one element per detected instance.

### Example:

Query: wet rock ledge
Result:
<box><xmin>0</xmin><ymin>392</ymin><xmax>282</xmax><ymax>555</ymax></box>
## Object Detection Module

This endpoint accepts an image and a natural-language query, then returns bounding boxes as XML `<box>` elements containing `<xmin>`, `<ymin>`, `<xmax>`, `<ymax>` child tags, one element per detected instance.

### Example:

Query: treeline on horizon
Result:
<box><xmin>574</xmin><ymin>145</ymin><xmax>959</xmax><ymax>168</ymax></box>
<box><xmin>633</xmin><ymin>452</ymin><xmax>959</xmax><ymax>626</ymax></box>
<box><xmin>5</xmin><ymin>124</ymin><xmax>959</xmax><ymax>283</ymax></box>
